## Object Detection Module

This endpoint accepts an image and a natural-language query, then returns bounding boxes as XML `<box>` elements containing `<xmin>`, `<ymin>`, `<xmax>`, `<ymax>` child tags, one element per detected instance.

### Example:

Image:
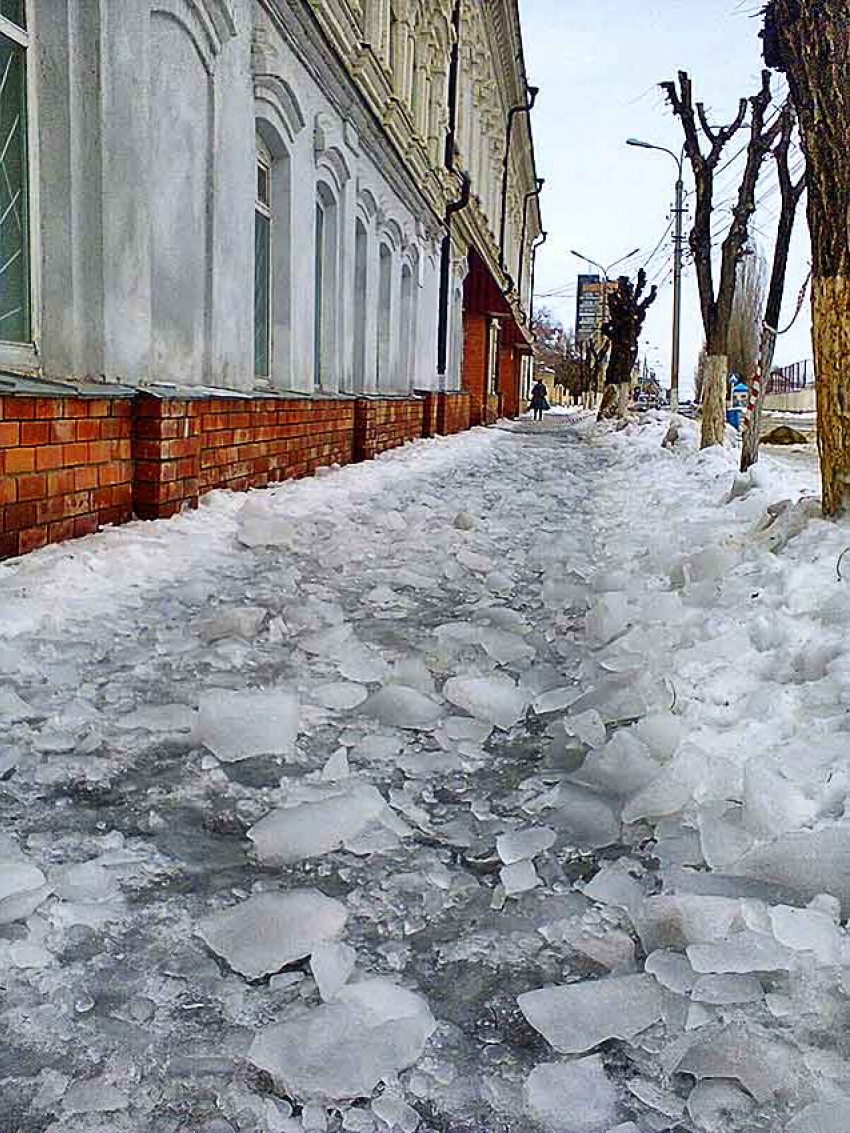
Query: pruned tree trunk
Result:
<box><xmin>764</xmin><ymin>0</ymin><xmax>850</xmax><ymax>514</ymax></box>
<box><xmin>702</xmin><ymin>355</ymin><xmax>729</xmax><ymax>448</ymax></box>
<box><xmin>617</xmin><ymin>382</ymin><xmax>630</xmax><ymax>419</ymax></box>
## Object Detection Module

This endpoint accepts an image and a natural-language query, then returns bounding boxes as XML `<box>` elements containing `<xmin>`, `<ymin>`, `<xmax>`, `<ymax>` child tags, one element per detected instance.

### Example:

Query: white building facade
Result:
<box><xmin>1</xmin><ymin>0</ymin><xmax>541</xmax><ymax>403</ymax></box>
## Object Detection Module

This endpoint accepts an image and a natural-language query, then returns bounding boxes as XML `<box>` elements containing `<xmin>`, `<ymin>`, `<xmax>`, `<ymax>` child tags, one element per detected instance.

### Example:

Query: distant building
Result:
<box><xmin>575</xmin><ymin>276</ymin><xmax>618</xmax><ymax>346</ymax></box>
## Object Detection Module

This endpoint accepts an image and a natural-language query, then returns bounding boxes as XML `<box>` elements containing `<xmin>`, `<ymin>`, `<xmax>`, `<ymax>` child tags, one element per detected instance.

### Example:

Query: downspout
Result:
<box><xmin>498</xmin><ymin>85</ymin><xmax>539</xmax><ymax>272</ymax></box>
<box><xmin>529</xmin><ymin>230</ymin><xmax>548</xmax><ymax>325</ymax></box>
<box><xmin>516</xmin><ymin>178</ymin><xmax>545</xmax><ymax>307</ymax></box>
<box><xmin>436</xmin><ymin>0</ymin><xmax>470</xmax><ymax>387</ymax></box>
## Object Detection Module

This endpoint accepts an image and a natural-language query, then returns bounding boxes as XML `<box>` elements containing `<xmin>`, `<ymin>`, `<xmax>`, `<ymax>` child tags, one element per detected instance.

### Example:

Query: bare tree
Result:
<box><xmin>694</xmin><ymin>345</ymin><xmax>708</xmax><ymax>405</ymax></box>
<box><xmin>762</xmin><ymin>1</ymin><xmax>850</xmax><ymax>513</ymax></box>
<box><xmin>661</xmin><ymin>70</ymin><xmax>784</xmax><ymax>448</ymax></box>
<box><xmin>727</xmin><ymin>251</ymin><xmax>767</xmax><ymax>384</ymax></box>
<box><xmin>597</xmin><ymin>270</ymin><xmax>657</xmax><ymax>421</ymax></box>
<box><xmin>740</xmin><ymin>103</ymin><xmax>806</xmax><ymax>472</ymax></box>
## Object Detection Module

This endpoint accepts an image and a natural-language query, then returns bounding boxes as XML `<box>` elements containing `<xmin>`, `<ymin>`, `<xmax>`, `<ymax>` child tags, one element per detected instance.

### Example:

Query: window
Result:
<box><xmin>313</xmin><ymin>201</ymin><xmax>325</xmax><ymax>386</ymax></box>
<box><xmin>0</xmin><ymin>2</ymin><xmax>30</xmax><ymax>344</ymax></box>
<box><xmin>254</xmin><ymin>143</ymin><xmax>272</xmax><ymax>380</ymax></box>
<box><xmin>353</xmin><ymin>218</ymin><xmax>368</xmax><ymax>390</ymax></box>
<box><xmin>377</xmin><ymin>243</ymin><xmax>392</xmax><ymax>388</ymax></box>
<box><xmin>487</xmin><ymin>318</ymin><xmax>500</xmax><ymax>395</ymax></box>
<box><xmin>313</xmin><ymin>184</ymin><xmax>338</xmax><ymax>390</ymax></box>
<box><xmin>400</xmin><ymin>262</ymin><xmax>413</xmax><ymax>389</ymax></box>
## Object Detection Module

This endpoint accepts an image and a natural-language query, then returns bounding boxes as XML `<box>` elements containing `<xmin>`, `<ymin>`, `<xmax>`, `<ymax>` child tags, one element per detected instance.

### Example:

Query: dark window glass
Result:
<box><xmin>0</xmin><ymin>2</ymin><xmax>25</xmax><ymax>30</ymax></box>
<box><xmin>0</xmin><ymin>32</ymin><xmax>29</xmax><ymax>343</ymax></box>
<box><xmin>257</xmin><ymin>162</ymin><xmax>269</xmax><ymax>208</ymax></box>
<box><xmin>254</xmin><ymin>210</ymin><xmax>270</xmax><ymax>378</ymax></box>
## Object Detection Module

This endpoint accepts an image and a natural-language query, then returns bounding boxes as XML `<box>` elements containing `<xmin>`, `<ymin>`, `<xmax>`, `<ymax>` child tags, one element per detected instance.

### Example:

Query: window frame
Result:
<box><xmin>0</xmin><ymin>3</ymin><xmax>39</xmax><ymax>370</ymax></box>
<box><xmin>253</xmin><ymin>140</ymin><xmax>272</xmax><ymax>384</ymax></box>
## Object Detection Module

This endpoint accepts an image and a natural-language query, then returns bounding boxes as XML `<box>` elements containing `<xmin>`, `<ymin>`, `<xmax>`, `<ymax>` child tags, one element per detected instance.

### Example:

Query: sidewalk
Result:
<box><xmin>0</xmin><ymin>411</ymin><xmax>845</xmax><ymax>1133</ymax></box>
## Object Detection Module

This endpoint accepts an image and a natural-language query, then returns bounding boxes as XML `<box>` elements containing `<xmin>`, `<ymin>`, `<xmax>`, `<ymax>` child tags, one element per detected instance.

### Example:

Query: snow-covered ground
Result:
<box><xmin>0</xmin><ymin>409</ymin><xmax>847</xmax><ymax>1133</ymax></box>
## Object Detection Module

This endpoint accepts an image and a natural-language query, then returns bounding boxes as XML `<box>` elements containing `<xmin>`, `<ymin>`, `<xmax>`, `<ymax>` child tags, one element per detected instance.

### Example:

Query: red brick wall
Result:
<box><xmin>133</xmin><ymin>397</ymin><xmax>201</xmax><ymax>520</ymax></box>
<box><xmin>437</xmin><ymin>392</ymin><xmax>471</xmax><ymax>435</ymax></box>
<box><xmin>500</xmin><ymin>346</ymin><xmax>521</xmax><ymax>419</ymax></box>
<box><xmin>421</xmin><ymin>392</ymin><xmax>439</xmax><ymax>439</ymax></box>
<box><xmin>0</xmin><ymin>395</ymin><xmax>133</xmax><ymax>558</ymax></box>
<box><xmin>199</xmin><ymin>398</ymin><xmax>355</xmax><ymax>495</ymax></box>
<box><xmin>462</xmin><ymin>312</ymin><xmax>488</xmax><ymax>427</ymax></box>
<box><xmin>354</xmin><ymin>398</ymin><xmax>425</xmax><ymax>461</ymax></box>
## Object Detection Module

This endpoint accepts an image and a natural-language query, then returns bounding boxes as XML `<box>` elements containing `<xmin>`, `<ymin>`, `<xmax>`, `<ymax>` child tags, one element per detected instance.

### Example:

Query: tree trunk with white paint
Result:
<box><xmin>701</xmin><ymin>354</ymin><xmax>728</xmax><ymax>449</ymax></box>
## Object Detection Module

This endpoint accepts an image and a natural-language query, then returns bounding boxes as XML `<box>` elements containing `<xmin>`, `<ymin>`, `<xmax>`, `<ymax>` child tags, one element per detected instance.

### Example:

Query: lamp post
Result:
<box><xmin>626</xmin><ymin>138</ymin><xmax>685</xmax><ymax>415</ymax></box>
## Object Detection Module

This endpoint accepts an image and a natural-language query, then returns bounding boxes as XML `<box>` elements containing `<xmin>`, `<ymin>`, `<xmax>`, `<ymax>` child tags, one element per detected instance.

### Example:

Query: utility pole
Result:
<box><xmin>670</xmin><ymin>170</ymin><xmax>684</xmax><ymax>414</ymax></box>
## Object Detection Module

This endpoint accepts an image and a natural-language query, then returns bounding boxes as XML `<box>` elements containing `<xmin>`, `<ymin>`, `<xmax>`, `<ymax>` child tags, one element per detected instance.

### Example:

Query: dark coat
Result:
<box><xmin>530</xmin><ymin>382</ymin><xmax>549</xmax><ymax>410</ymax></box>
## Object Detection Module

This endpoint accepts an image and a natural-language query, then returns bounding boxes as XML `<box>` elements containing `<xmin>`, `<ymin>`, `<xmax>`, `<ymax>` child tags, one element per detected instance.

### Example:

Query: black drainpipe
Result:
<box><xmin>436</xmin><ymin>0</ymin><xmax>470</xmax><ymax>387</ymax></box>
<box><xmin>516</xmin><ymin>178</ymin><xmax>544</xmax><ymax>307</ymax></box>
<box><xmin>529</xmin><ymin>230</ymin><xmax>548</xmax><ymax>326</ymax></box>
<box><xmin>498</xmin><ymin>86</ymin><xmax>539</xmax><ymax>273</ymax></box>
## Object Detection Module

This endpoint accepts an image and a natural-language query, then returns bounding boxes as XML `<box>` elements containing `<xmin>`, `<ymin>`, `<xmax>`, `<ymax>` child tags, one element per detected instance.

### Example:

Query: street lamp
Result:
<box><xmin>626</xmin><ymin>137</ymin><xmax>685</xmax><ymax>415</ymax></box>
<box><xmin>570</xmin><ymin>247</ymin><xmax>640</xmax><ymax>344</ymax></box>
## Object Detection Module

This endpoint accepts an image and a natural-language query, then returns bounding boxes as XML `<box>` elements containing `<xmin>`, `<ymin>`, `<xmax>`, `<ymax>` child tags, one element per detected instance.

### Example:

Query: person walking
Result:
<box><xmin>529</xmin><ymin>378</ymin><xmax>550</xmax><ymax>422</ymax></box>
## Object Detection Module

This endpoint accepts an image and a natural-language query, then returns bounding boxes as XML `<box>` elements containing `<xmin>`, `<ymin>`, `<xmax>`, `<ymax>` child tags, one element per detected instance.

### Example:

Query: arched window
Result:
<box><xmin>314</xmin><ymin>182</ymin><xmax>338</xmax><ymax>389</ymax></box>
<box><xmin>254</xmin><ymin>138</ymin><xmax>272</xmax><ymax>380</ymax></box>
<box><xmin>0</xmin><ymin>2</ymin><xmax>31</xmax><ymax>346</ymax></box>
<box><xmin>400</xmin><ymin>262</ymin><xmax>414</xmax><ymax>390</ymax></box>
<box><xmin>377</xmin><ymin>242</ymin><xmax>392</xmax><ymax>388</ymax></box>
<box><xmin>353</xmin><ymin>218</ymin><xmax>368</xmax><ymax>391</ymax></box>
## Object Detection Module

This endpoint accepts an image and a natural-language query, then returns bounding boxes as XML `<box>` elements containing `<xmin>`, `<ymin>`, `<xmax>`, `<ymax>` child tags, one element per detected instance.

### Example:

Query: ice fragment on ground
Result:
<box><xmin>532</xmin><ymin>686</ymin><xmax>581</xmax><ymax>715</ymax></box>
<box><xmin>545</xmin><ymin>915</ymin><xmax>636</xmax><ymax>972</ymax></box>
<box><xmin>0</xmin><ymin>687</ymin><xmax>38</xmax><ymax>721</ymax></box>
<box><xmin>687</xmin><ymin>929</ymin><xmax>795</xmax><ymax>973</ymax></box>
<box><xmin>564</xmin><ymin>709</ymin><xmax>606</xmax><ymax>747</ymax></box>
<box><xmin>496</xmin><ymin>826</ymin><xmax>556</xmax><ymax>864</ymax></box>
<box><xmin>442</xmin><ymin>716</ymin><xmax>492</xmax><ymax>744</ymax></box>
<box><xmin>392</xmin><ymin>655</ymin><xmax>435</xmax><ymax>694</ymax></box>
<box><xmin>524</xmin><ymin>1056</ymin><xmax>620</xmax><ymax>1133</ymax></box>
<box><xmin>686</xmin><ymin>1080</ymin><xmax>755</xmax><ymax>1129</ymax></box>
<box><xmin>635</xmin><ymin>712</ymin><xmax>686</xmax><ymax>762</ymax></box>
<box><xmin>769</xmin><ymin>903</ymin><xmax>842</xmax><ymax>963</ymax></box>
<box><xmin>337</xmin><ymin>641</ymin><xmax>389</xmax><ymax>684</ymax></box>
<box><xmin>572</xmin><ymin>731</ymin><xmax>660</xmax><ymax>797</ymax></box>
<box><xmin>443</xmin><ymin>674</ymin><xmax>528</xmax><ymax>731</ymax></box>
<box><xmin>730</xmin><ymin>826</ymin><xmax>850</xmax><ymax>915</ymax></box>
<box><xmin>500</xmin><ymin>860</ymin><xmax>541</xmax><ymax>896</ymax></box>
<box><xmin>197</xmin><ymin>687</ymin><xmax>298</xmax><ymax>762</ymax></box>
<box><xmin>626</xmin><ymin>1077</ymin><xmax>684</xmax><ymax>1119</ymax></box>
<box><xmin>690</xmin><ymin>974</ymin><xmax>763</xmax><ymax>1004</ymax></box>
<box><xmin>518</xmin><ymin>974</ymin><xmax>663</xmax><ymax>1054</ymax></box>
<box><xmin>785</xmin><ymin>1100</ymin><xmax>850</xmax><ymax>1133</ymax></box>
<box><xmin>0</xmin><ymin>861</ymin><xmax>50</xmax><ymax>924</ymax></box>
<box><xmin>532</xmin><ymin>782</ymin><xmax>621</xmax><ymax>850</ymax></box>
<box><xmin>196</xmin><ymin>889</ymin><xmax>347</xmax><ymax>980</ymax></box>
<box><xmin>301</xmin><ymin>623</ymin><xmax>354</xmax><ymax>658</ymax></box>
<box><xmin>697</xmin><ymin>804</ymin><xmax>754</xmax><ymax>869</ymax></box>
<box><xmin>453</xmin><ymin>511</ymin><xmax>475</xmax><ymax>530</ymax></box>
<box><xmin>117</xmin><ymin>702</ymin><xmax>195</xmax><ymax>733</ymax></box>
<box><xmin>360</xmin><ymin>685</ymin><xmax>444</xmax><ymax>730</ymax></box>
<box><xmin>322</xmin><ymin>749</ymin><xmax>350</xmax><ymax>781</ymax></box>
<box><xmin>583</xmin><ymin>860</ymin><xmax>645</xmax><ymax>917</ymax></box>
<box><xmin>310</xmin><ymin>941</ymin><xmax>356</xmax><ymax>1001</ymax></box>
<box><xmin>371</xmin><ymin>1092</ymin><xmax>420</xmax><ymax>1132</ymax></box>
<box><xmin>644</xmin><ymin>949</ymin><xmax>697</xmax><ymax>995</ymax></box>
<box><xmin>743</xmin><ymin>759</ymin><xmax>818</xmax><ymax>837</ymax></box>
<box><xmin>634</xmin><ymin>895</ymin><xmax>741</xmax><ymax>953</ymax></box>
<box><xmin>585</xmin><ymin>593</ymin><xmax>630</xmax><ymax>646</ymax></box>
<box><xmin>314</xmin><ymin>682</ymin><xmax>368</xmax><ymax>710</ymax></box>
<box><xmin>621</xmin><ymin>744</ymin><xmax>705</xmax><ymax>823</ymax></box>
<box><xmin>195</xmin><ymin>605</ymin><xmax>266</xmax><ymax>642</ymax></box>
<box><xmin>63</xmin><ymin>1078</ymin><xmax>129</xmax><ymax>1114</ymax></box>
<box><xmin>54</xmin><ymin>860</ymin><xmax>117</xmax><ymax>902</ymax></box>
<box><xmin>248</xmin><ymin>784</ymin><xmax>388</xmax><ymax>864</ymax></box>
<box><xmin>673</xmin><ymin>1023</ymin><xmax>803</xmax><ymax>1102</ymax></box>
<box><xmin>249</xmin><ymin>978</ymin><xmax>436</xmax><ymax>1101</ymax></box>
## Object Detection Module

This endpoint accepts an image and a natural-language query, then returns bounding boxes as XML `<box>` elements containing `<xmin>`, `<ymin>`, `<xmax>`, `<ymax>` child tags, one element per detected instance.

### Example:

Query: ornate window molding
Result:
<box><xmin>151</xmin><ymin>0</ymin><xmax>237</xmax><ymax>73</ymax></box>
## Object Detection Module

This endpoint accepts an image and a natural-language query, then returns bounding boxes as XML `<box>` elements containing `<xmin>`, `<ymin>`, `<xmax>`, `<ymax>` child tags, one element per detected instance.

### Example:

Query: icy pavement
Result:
<box><xmin>0</xmin><ymin>408</ymin><xmax>848</xmax><ymax>1133</ymax></box>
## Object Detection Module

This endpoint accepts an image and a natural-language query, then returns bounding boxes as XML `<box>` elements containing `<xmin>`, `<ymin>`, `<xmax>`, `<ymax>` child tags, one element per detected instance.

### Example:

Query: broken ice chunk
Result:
<box><xmin>310</xmin><ymin>942</ymin><xmax>356</xmax><ymax>1001</ymax></box>
<box><xmin>533</xmin><ymin>782</ymin><xmax>621</xmax><ymax>850</ymax></box>
<box><xmin>0</xmin><ymin>687</ymin><xmax>38</xmax><ymax>722</ymax></box>
<box><xmin>196</xmin><ymin>889</ymin><xmax>347</xmax><ymax>981</ymax></box>
<box><xmin>532</xmin><ymin>686</ymin><xmax>580</xmax><ymax>715</ymax></box>
<box><xmin>743</xmin><ymin>759</ymin><xmax>817</xmax><ymax>838</ymax></box>
<box><xmin>585</xmin><ymin>593</ymin><xmax>630</xmax><ymax>647</ymax></box>
<box><xmin>249</xmin><ymin>978</ymin><xmax>436</xmax><ymax>1101</ymax></box>
<box><xmin>564</xmin><ymin>709</ymin><xmax>606</xmax><ymax>748</ymax></box>
<box><xmin>687</xmin><ymin>930</ymin><xmax>795</xmax><ymax>974</ymax></box>
<box><xmin>697</xmin><ymin>804</ymin><xmax>754</xmax><ymax>869</ymax></box>
<box><xmin>313</xmin><ymin>683</ymin><xmax>368</xmax><ymax>711</ymax></box>
<box><xmin>524</xmin><ymin>1056</ymin><xmax>620</xmax><ymax>1133</ymax></box>
<box><xmin>371</xmin><ymin>1092</ymin><xmax>420</xmax><ymax>1133</ymax></box>
<box><xmin>690</xmin><ymin>974</ymin><xmax>764</xmax><ymax>1004</ymax></box>
<box><xmin>518</xmin><ymin>974</ymin><xmax>663</xmax><ymax>1054</ymax></box>
<box><xmin>644</xmin><ymin>949</ymin><xmax>697</xmax><ymax>995</ymax></box>
<box><xmin>496</xmin><ymin>826</ymin><xmax>556</xmax><ymax>865</ymax></box>
<box><xmin>194</xmin><ymin>605</ymin><xmax>267</xmax><ymax>642</ymax></box>
<box><xmin>321</xmin><ymin>749</ymin><xmax>350</xmax><ymax>781</ymax></box>
<box><xmin>248</xmin><ymin>784</ymin><xmax>388</xmax><ymax>864</ymax></box>
<box><xmin>0</xmin><ymin>861</ymin><xmax>50</xmax><ymax>925</ymax></box>
<box><xmin>583</xmin><ymin>860</ymin><xmax>645</xmax><ymax>918</ymax></box>
<box><xmin>63</xmin><ymin>1078</ymin><xmax>129</xmax><ymax>1114</ymax></box>
<box><xmin>197</xmin><ymin>687</ymin><xmax>298</xmax><ymax>762</ymax></box>
<box><xmin>443</xmin><ymin>675</ymin><xmax>528</xmax><ymax>731</ymax></box>
<box><xmin>117</xmin><ymin>703</ymin><xmax>195</xmax><ymax>733</ymax></box>
<box><xmin>621</xmin><ymin>744</ymin><xmax>705</xmax><ymax>824</ymax></box>
<box><xmin>572</xmin><ymin>730</ymin><xmax>660</xmax><ymax>797</ymax></box>
<box><xmin>769</xmin><ymin>904</ymin><xmax>842</xmax><ymax>964</ymax></box>
<box><xmin>633</xmin><ymin>895</ymin><xmax>742</xmax><ymax>955</ymax></box>
<box><xmin>500</xmin><ymin>860</ymin><xmax>541</xmax><ymax>897</ymax></box>
<box><xmin>360</xmin><ymin>685</ymin><xmax>444</xmax><ymax>731</ymax></box>
<box><xmin>730</xmin><ymin>826</ymin><xmax>850</xmax><ymax>915</ymax></box>
<box><xmin>686</xmin><ymin>1080</ymin><xmax>755</xmax><ymax>1129</ymax></box>
<box><xmin>785</xmin><ymin>1100</ymin><xmax>850</xmax><ymax>1133</ymax></box>
<box><xmin>635</xmin><ymin>712</ymin><xmax>685</xmax><ymax>762</ymax></box>
<box><xmin>674</xmin><ymin>1023</ymin><xmax>804</xmax><ymax>1103</ymax></box>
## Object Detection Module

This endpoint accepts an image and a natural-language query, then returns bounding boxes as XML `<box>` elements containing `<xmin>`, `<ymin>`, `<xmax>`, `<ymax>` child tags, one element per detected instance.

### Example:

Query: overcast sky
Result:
<box><xmin>520</xmin><ymin>0</ymin><xmax>813</xmax><ymax>397</ymax></box>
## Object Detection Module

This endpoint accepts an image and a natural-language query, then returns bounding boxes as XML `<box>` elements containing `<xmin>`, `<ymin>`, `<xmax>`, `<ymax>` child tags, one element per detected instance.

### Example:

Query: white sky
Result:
<box><xmin>520</xmin><ymin>0</ymin><xmax>813</xmax><ymax>397</ymax></box>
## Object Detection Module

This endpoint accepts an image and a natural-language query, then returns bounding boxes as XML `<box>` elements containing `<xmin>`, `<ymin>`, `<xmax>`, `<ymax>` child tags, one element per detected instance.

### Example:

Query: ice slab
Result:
<box><xmin>372</xmin><ymin>1094</ymin><xmax>420</xmax><ymax>1132</ymax></box>
<box><xmin>621</xmin><ymin>744</ymin><xmax>705</xmax><ymax>824</ymax></box>
<box><xmin>730</xmin><ymin>826</ymin><xmax>850</xmax><ymax>916</ymax></box>
<box><xmin>687</xmin><ymin>1080</ymin><xmax>755</xmax><ymax>1129</ymax></box>
<box><xmin>525</xmin><ymin>1056</ymin><xmax>619</xmax><ymax>1133</ymax></box>
<box><xmin>518</xmin><ymin>974</ymin><xmax>663</xmax><ymax>1054</ymax></box>
<box><xmin>674</xmin><ymin>1023</ymin><xmax>803</xmax><ymax>1103</ymax></box>
<box><xmin>443</xmin><ymin>675</ymin><xmax>528</xmax><ymax>731</ymax></box>
<box><xmin>532</xmin><ymin>686</ymin><xmax>581</xmax><ymax>715</ymax></box>
<box><xmin>785</xmin><ymin>1100</ymin><xmax>850</xmax><ymax>1133</ymax></box>
<box><xmin>248</xmin><ymin>784</ymin><xmax>389</xmax><ymax>864</ymax></box>
<box><xmin>564</xmin><ymin>709</ymin><xmax>607</xmax><ymax>748</ymax></box>
<box><xmin>533</xmin><ymin>782</ymin><xmax>621</xmax><ymax>850</ymax></box>
<box><xmin>645</xmin><ymin>948</ymin><xmax>696</xmax><ymax>995</ymax></box>
<box><xmin>496</xmin><ymin>826</ymin><xmax>556</xmax><ymax>865</ymax></box>
<box><xmin>197</xmin><ymin>889</ymin><xmax>347</xmax><ymax>980</ymax></box>
<box><xmin>687</xmin><ymin>930</ymin><xmax>796</xmax><ymax>974</ymax></box>
<box><xmin>585</xmin><ymin>593</ymin><xmax>631</xmax><ymax>647</ymax></box>
<box><xmin>63</xmin><ymin>1078</ymin><xmax>129</xmax><ymax>1114</ymax></box>
<box><xmin>690</xmin><ymin>974</ymin><xmax>764</xmax><ymax>1004</ymax></box>
<box><xmin>743</xmin><ymin>759</ymin><xmax>817</xmax><ymax>838</ymax></box>
<box><xmin>360</xmin><ymin>685</ymin><xmax>444</xmax><ymax>731</ymax></box>
<box><xmin>635</xmin><ymin>712</ymin><xmax>686</xmax><ymax>762</ymax></box>
<box><xmin>546</xmin><ymin>916</ymin><xmax>636</xmax><ymax>972</ymax></box>
<box><xmin>634</xmin><ymin>895</ymin><xmax>742</xmax><ymax>954</ymax></box>
<box><xmin>314</xmin><ymin>682</ymin><xmax>369</xmax><ymax>711</ymax></box>
<box><xmin>500</xmin><ymin>860</ymin><xmax>541</xmax><ymax>896</ymax></box>
<box><xmin>197</xmin><ymin>687</ymin><xmax>298</xmax><ymax>762</ymax></box>
<box><xmin>310</xmin><ymin>941</ymin><xmax>356</xmax><ymax>1001</ymax></box>
<box><xmin>572</xmin><ymin>731</ymin><xmax>660</xmax><ymax>797</ymax></box>
<box><xmin>0</xmin><ymin>861</ymin><xmax>50</xmax><ymax>925</ymax></box>
<box><xmin>249</xmin><ymin>978</ymin><xmax>436</xmax><ymax>1101</ymax></box>
<box><xmin>583</xmin><ymin>860</ymin><xmax>645</xmax><ymax>918</ymax></box>
<box><xmin>697</xmin><ymin>805</ymin><xmax>754</xmax><ymax>869</ymax></box>
<box><xmin>769</xmin><ymin>904</ymin><xmax>842</xmax><ymax>964</ymax></box>
<box><xmin>194</xmin><ymin>605</ymin><xmax>266</xmax><ymax>642</ymax></box>
<box><xmin>0</xmin><ymin>687</ymin><xmax>38</xmax><ymax>722</ymax></box>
